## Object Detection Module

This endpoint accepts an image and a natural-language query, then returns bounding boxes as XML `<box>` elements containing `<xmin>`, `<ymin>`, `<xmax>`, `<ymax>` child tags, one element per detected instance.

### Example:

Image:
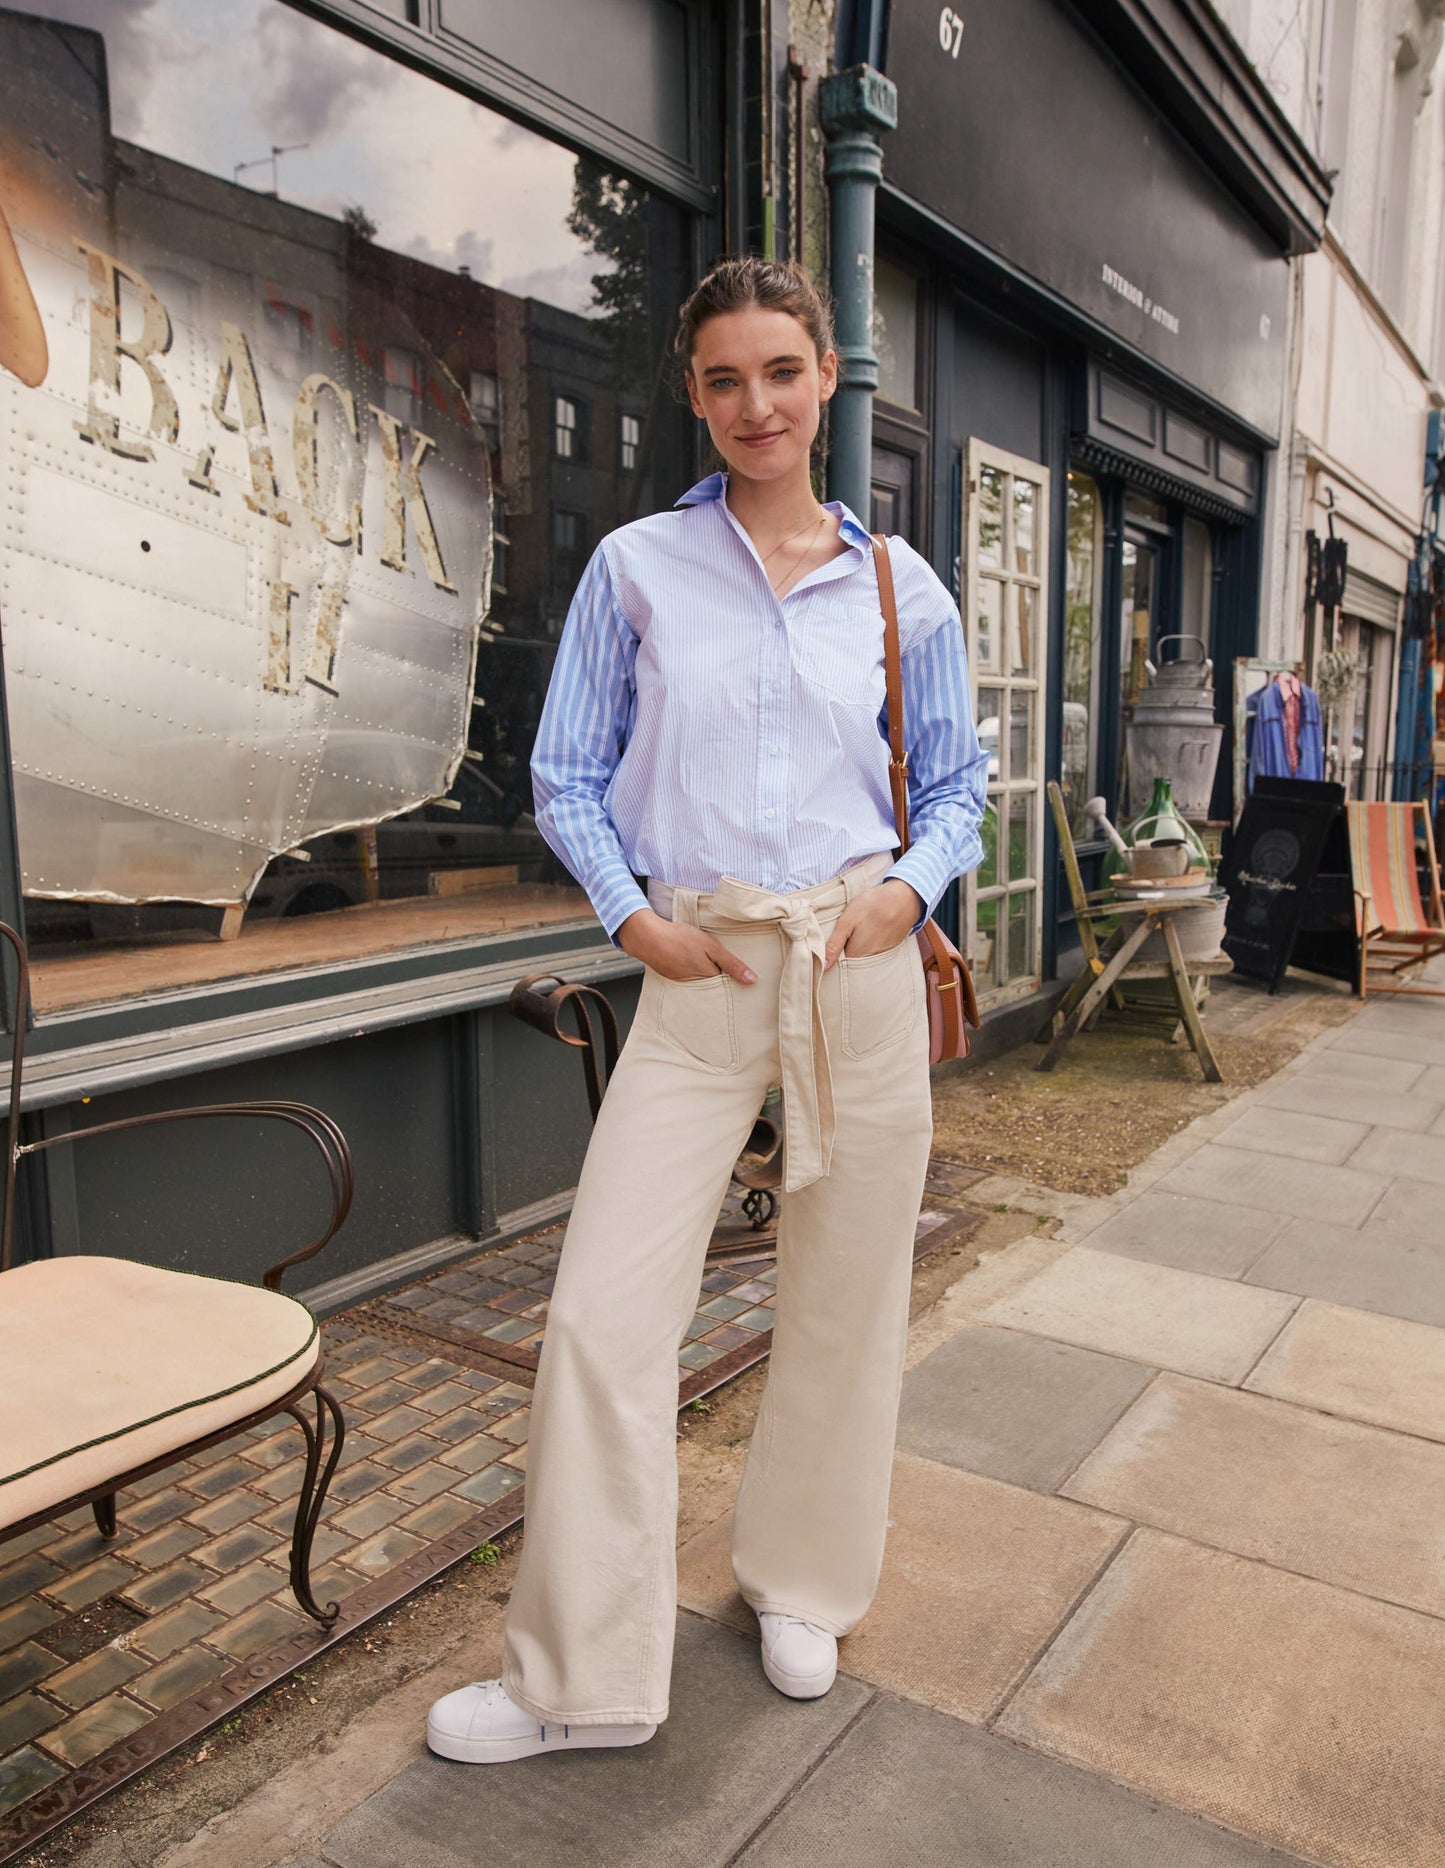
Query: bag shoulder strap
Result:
<box><xmin>870</xmin><ymin>535</ymin><xmax>978</xmax><ymax>1045</ymax></box>
<box><xmin>870</xmin><ymin>534</ymin><xmax>910</xmax><ymax>854</ymax></box>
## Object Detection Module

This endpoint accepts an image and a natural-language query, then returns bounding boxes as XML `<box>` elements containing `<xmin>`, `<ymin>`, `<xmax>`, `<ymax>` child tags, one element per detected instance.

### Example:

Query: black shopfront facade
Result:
<box><xmin>0</xmin><ymin>0</ymin><xmax>744</xmax><ymax>1295</ymax></box>
<box><xmin>859</xmin><ymin>0</ymin><xmax>1327</xmax><ymax>1009</ymax></box>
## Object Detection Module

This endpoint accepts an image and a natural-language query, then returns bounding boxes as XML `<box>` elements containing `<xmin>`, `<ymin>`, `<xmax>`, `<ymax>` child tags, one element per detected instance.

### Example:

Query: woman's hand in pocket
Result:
<box><xmin>824</xmin><ymin>879</ymin><xmax>923</xmax><ymax>969</ymax></box>
<box><xmin>616</xmin><ymin>909</ymin><xmax>756</xmax><ymax>984</ymax></box>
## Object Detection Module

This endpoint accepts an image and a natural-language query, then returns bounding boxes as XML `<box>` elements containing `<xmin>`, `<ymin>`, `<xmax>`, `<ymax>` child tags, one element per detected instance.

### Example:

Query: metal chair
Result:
<box><xmin>0</xmin><ymin>922</ymin><xmax>353</xmax><ymax>1627</ymax></box>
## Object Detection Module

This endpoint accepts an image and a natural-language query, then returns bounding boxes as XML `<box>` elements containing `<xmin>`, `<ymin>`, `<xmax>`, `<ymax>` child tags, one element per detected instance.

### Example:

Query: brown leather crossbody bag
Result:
<box><xmin>871</xmin><ymin>534</ymin><xmax>981</xmax><ymax>1062</ymax></box>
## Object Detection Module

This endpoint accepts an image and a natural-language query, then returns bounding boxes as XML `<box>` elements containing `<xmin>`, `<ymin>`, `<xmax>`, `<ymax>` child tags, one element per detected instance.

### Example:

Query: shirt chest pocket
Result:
<box><xmin>791</xmin><ymin>600</ymin><xmax>886</xmax><ymax>708</ymax></box>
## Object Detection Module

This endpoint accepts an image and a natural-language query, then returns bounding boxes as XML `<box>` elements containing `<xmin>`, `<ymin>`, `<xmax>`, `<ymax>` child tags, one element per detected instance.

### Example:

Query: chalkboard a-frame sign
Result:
<box><xmin>1222</xmin><ymin>781</ymin><xmax>1350</xmax><ymax>992</ymax></box>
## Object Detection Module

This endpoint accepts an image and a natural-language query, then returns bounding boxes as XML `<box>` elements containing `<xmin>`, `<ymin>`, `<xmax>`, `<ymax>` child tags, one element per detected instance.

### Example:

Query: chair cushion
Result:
<box><xmin>0</xmin><ymin>1256</ymin><xmax>320</xmax><ymax>1530</ymax></box>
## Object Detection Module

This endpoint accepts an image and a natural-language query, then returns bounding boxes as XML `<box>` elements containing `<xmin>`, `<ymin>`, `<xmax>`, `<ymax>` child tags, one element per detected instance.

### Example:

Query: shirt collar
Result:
<box><xmin>675</xmin><ymin>472</ymin><xmax>872</xmax><ymax>552</ymax></box>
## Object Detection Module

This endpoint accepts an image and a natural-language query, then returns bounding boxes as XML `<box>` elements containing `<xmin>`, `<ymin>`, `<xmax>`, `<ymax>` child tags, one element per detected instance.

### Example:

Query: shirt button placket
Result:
<box><xmin>761</xmin><ymin>604</ymin><xmax>789</xmax><ymax>880</ymax></box>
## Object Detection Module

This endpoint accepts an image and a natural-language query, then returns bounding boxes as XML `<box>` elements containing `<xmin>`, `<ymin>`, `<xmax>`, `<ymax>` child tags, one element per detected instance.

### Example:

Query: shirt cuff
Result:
<box><xmin>589</xmin><ymin>866</ymin><xmax>653</xmax><ymax>946</ymax></box>
<box><xmin>883</xmin><ymin>850</ymin><xmax>946</xmax><ymax>930</ymax></box>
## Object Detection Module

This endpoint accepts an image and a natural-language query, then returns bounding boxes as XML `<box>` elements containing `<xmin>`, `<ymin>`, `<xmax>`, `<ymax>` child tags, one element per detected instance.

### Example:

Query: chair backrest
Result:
<box><xmin>1347</xmin><ymin>802</ymin><xmax>1444</xmax><ymax>935</ymax></box>
<box><xmin>1047</xmin><ymin>781</ymin><xmax>1091</xmax><ymax>922</ymax></box>
<box><xmin>507</xmin><ymin>973</ymin><xmax>619</xmax><ymax>1120</ymax></box>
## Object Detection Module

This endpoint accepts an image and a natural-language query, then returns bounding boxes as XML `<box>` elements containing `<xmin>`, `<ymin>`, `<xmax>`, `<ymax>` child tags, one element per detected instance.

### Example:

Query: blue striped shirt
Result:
<box><xmin>530</xmin><ymin>472</ymin><xmax>988</xmax><ymax>938</ymax></box>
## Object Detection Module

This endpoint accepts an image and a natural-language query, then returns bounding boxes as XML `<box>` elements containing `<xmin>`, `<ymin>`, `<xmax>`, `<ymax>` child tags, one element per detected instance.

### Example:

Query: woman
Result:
<box><xmin>427</xmin><ymin>256</ymin><xmax>987</xmax><ymax>1763</ymax></box>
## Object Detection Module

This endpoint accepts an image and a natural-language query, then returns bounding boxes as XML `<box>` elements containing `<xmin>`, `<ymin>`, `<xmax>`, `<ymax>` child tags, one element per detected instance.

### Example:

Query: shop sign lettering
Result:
<box><xmin>73</xmin><ymin>242</ymin><xmax>457</xmax><ymax>606</ymax></box>
<box><xmin>1101</xmin><ymin>262</ymin><xmax>1181</xmax><ymax>336</ymax></box>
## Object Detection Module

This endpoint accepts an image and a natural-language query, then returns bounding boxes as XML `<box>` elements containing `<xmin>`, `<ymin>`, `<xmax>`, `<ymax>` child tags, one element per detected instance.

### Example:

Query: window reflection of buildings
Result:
<box><xmin>470</xmin><ymin>371</ymin><xmax>501</xmax><ymax>450</ymax></box>
<box><xmin>127</xmin><ymin>154</ymin><xmax>663</xmax><ymax>670</ymax></box>
<box><xmin>59</xmin><ymin>114</ymin><xmax>670</xmax><ymax>906</ymax></box>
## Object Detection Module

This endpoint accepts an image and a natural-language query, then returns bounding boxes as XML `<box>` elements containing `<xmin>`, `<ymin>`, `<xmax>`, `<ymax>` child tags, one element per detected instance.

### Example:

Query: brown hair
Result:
<box><xmin>672</xmin><ymin>256</ymin><xmax>838</xmax><ymax>377</ymax></box>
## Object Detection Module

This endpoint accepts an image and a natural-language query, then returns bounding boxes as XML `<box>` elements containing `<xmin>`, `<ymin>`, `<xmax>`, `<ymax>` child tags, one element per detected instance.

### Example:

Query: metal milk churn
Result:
<box><xmin>1125</xmin><ymin>634</ymin><xmax>1223</xmax><ymax>820</ymax></box>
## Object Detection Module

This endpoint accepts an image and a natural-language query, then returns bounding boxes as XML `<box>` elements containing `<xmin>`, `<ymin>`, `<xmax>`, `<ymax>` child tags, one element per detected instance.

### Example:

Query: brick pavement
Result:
<box><xmin>0</xmin><ymin>1198</ymin><xmax>794</xmax><ymax>1834</ymax></box>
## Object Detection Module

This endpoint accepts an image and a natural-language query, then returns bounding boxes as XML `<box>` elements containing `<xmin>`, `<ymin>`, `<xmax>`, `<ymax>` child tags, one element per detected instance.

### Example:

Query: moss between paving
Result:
<box><xmin>931</xmin><ymin>974</ymin><xmax>1359</xmax><ymax>1196</ymax></box>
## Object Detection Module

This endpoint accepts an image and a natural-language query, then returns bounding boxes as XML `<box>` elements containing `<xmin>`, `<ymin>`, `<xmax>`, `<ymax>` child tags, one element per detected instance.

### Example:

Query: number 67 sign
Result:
<box><xmin>938</xmin><ymin>6</ymin><xmax>965</xmax><ymax>57</ymax></box>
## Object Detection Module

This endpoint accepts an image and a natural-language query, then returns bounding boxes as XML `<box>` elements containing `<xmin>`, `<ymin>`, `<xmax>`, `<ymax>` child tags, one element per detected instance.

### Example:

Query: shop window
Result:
<box><xmin>0</xmin><ymin>0</ymin><xmax>695</xmax><ymax>1013</ymax></box>
<box><xmin>1116</xmin><ymin>492</ymin><xmax>1174</xmax><ymax>815</ymax></box>
<box><xmin>1180</xmin><ymin>517</ymin><xmax>1214</xmax><ymax>654</ymax></box>
<box><xmin>1062</xmin><ymin>471</ymin><xmax>1104</xmax><ymax>836</ymax></box>
<box><xmin>872</xmin><ymin>256</ymin><xmax>920</xmax><ymax>411</ymax></box>
<box><xmin>963</xmin><ymin>440</ymin><xmax>1051</xmax><ymax>1003</ymax></box>
<box><xmin>1323</xmin><ymin>616</ymin><xmax>1397</xmax><ymax>800</ymax></box>
<box><xmin>621</xmin><ymin>412</ymin><xmax>641</xmax><ymax>473</ymax></box>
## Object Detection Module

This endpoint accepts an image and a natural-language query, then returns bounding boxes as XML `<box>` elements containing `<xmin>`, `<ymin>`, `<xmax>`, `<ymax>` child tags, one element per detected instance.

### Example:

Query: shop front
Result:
<box><xmin>0</xmin><ymin>0</ymin><xmax>727</xmax><ymax>1292</ymax></box>
<box><xmin>1290</xmin><ymin>231</ymin><xmax>1427</xmax><ymax>806</ymax></box>
<box><xmin>862</xmin><ymin>0</ymin><xmax>1327</xmax><ymax>1009</ymax></box>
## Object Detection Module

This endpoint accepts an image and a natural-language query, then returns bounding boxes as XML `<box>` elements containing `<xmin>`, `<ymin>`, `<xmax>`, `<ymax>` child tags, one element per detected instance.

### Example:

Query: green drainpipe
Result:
<box><xmin>819</xmin><ymin>63</ymin><xmax>897</xmax><ymax>520</ymax></box>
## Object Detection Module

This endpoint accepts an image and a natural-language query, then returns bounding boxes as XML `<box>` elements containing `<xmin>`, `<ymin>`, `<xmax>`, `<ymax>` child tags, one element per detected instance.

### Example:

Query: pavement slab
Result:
<box><xmin>1294</xmin><ymin>1048</ymin><xmax>1424</xmax><ymax>1092</ymax></box>
<box><xmin>977</xmin><ymin>1247</ymin><xmax>1298</xmax><ymax>1383</ymax></box>
<box><xmin>1368</xmin><ymin>1175</ymin><xmax>1445</xmax><ymax>1236</ymax></box>
<box><xmin>1077</xmin><ymin>1190</ymin><xmax>1286</xmax><ymax>1279</ymax></box>
<box><xmin>1245</xmin><ymin>1299</ymin><xmax>1445</xmax><ymax>1442</ymax></box>
<box><xmin>1259</xmin><ymin>1072</ymin><xmax>1442</xmax><ymax>1132</ymax></box>
<box><xmin>897</xmin><ymin>1324</ymin><xmax>1155</xmax><ymax>1491</ymax></box>
<box><xmin>1242</xmin><ymin>1214</ymin><xmax>1445</xmax><ymax>1328</ymax></box>
<box><xmin>1063</xmin><ymin>1373</ymin><xmax>1445</xmax><ymax>1617</ymax></box>
<box><xmin>1349</xmin><ymin>1127</ymin><xmax>1445</xmax><ymax>1184</ymax></box>
<box><xmin>1211</xmin><ymin>1105</ymin><xmax>1370</xmax><ymax>1165</ymax></box>
<box><xmin>318</xmin><ymin>1613</ymin><xmax>871</xmax><ymax>1868</ymax></box>
<box><xmin>1153</xmin><ymin>1145</ymin><xmax>1389</xmax><ymax>1227</ymax></box>
<box><xmin>737</xmin><ymin>1695</ymin><xmax>1312</xmax><ymax>1868</ymax></box>
<box><xmin>676</xmin><ymin>1455</ymin><xmax>1126</xmax><ymax>1724</ymax></box>
<box><xmin>1327</xmin><ymin>1023</ymin><xmax>1445</xmax><ymax>1068</ymax></box>
<box><xmin>999</xmin><ymin>1529</ymin><xmax>1445</xmax><ymax>1868</ymax></box>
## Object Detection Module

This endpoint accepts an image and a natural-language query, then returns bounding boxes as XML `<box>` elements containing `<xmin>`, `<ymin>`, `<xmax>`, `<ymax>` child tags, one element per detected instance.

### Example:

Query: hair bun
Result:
<box><xmin>673</xmin><ymin>256</ymin><xmax>837</xmax><ymax>378</ymax></box>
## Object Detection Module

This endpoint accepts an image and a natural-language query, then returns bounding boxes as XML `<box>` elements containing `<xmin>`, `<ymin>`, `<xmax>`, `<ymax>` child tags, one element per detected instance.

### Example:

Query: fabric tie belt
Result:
<box><xmin>648</xmin><ymin>853</ymin><xmax>893</xmax><ymax>1194</ymax></box>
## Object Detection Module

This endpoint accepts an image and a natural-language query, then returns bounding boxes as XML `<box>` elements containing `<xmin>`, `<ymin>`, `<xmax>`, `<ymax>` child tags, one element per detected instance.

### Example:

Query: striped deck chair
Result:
<box><xmin>1347</xmin><ymin>801</ymin><xmax>1445</xmax><ymax>999</ymax></box>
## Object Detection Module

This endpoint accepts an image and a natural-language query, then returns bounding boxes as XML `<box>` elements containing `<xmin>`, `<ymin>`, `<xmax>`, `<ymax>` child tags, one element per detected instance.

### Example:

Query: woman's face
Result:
<box><xmin>685</xmin><ymin>306</ymin><xmax>837</xmax><ymax>485</ymax></box>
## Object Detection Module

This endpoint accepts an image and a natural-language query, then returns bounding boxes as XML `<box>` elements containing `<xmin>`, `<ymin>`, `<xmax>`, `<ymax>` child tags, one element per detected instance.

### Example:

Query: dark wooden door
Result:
<box><xmin>870</xmin><ymin>442</ymin><xmax>916</xmax><ymax>543</ymax></box>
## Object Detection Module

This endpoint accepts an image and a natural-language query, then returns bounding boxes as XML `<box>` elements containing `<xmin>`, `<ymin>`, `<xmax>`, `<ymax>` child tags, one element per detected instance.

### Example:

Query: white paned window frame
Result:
<box><xmin>963</xmin><ymin>438</ymin><xmax>1051</xmax><ymax>1007</ymax></box>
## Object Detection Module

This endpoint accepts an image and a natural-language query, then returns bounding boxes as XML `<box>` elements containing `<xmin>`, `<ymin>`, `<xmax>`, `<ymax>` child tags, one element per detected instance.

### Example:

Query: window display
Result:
<box><xmin>1062</xmin><ymin>471</ymin><xmax>1102</xmax><ymax>834</ymax></box>
<box><xmin>0</xmin><ymin>0</ymin><xmax>694</xmax><ymax>1011</ymax></box>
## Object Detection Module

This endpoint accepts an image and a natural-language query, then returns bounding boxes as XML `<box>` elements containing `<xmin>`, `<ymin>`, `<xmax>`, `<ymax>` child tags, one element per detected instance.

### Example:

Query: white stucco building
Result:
<box><xmin>1219</xmin><ymin>0</ymin><xmax>1445</xmax><ymax>796</ymax></box>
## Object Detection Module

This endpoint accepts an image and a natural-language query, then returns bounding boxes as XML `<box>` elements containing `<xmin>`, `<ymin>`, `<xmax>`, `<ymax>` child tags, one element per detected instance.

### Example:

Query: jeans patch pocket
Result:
<box><xmin>658</xmin><ymin>972</ymin><xmax>739</xmax><ymax>1072</ymax></box>
<box><xmin>839</xmin><ymin>938</ymin><xmax>918</xmax><ymax>1060</ymax></box>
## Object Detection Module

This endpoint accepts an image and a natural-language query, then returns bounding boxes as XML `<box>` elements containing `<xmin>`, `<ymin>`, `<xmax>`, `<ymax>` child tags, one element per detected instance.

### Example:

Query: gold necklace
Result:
<box><xmin>762</xmin><ymin>509</ymin><xmax>828</xmax><ymax>594</ymax></box>
<box><xmin>758</xmin><ymin>506</ymin><xmax>827</xmax><ymax>570</ymax></box>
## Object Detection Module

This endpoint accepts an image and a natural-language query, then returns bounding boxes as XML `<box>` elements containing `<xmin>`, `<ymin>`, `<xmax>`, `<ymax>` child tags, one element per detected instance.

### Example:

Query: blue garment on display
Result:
<box><xmin>1246</xmin><ymin>678</ymin><xmax>1324</xmax><ymax>789</ymax></box>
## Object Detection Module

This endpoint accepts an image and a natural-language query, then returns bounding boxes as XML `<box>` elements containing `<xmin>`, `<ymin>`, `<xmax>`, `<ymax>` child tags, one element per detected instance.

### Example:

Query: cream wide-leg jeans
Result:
<box><xmin>501</xmin><ymin>852</ymin><xmax>933</xmax><ymax>1726</ymax></box>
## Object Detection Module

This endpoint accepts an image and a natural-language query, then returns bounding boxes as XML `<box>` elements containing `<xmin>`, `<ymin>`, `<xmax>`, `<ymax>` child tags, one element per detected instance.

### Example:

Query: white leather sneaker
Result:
<box><xmin>757</xmin><ymin>1613</ymin><xmax>838</xmax><ymax>1698</ymax></box>
<box><xmin>426</xmin><ymin>1679</ymin><xmax>657</xmax><ymax>1764</ymax></box>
